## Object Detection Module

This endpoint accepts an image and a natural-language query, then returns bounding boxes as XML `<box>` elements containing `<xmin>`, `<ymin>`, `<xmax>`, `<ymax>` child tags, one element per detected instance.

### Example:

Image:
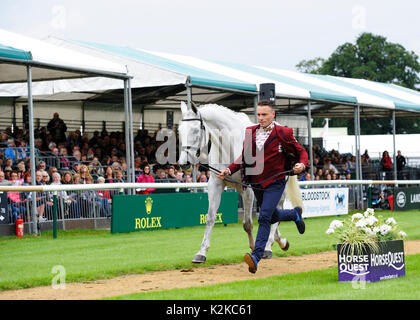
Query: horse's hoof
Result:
<box><xmin>262</xmin><ymin>250</ymin><xmax>272</xmax><ymax>259</ymax></box>
<box><xmin>281</xmin><ymin>239</ymin><xmax>290</xmax><ymax>251</ymax></box>
<box><xmin>192</xmin><ymin>254</ymin><xmax>206</xmax><ymax>264</ymax></box>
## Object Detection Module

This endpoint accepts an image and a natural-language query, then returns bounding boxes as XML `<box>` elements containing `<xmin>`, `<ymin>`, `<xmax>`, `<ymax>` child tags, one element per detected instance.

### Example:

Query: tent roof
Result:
<box><xmin>3</xmin><ymin>35</ymin><xmax>420</xmax><ymax>117</ymax></box>
<box><xmin>0</xmin><ymin>43</ymin><xmax>31</xmax><ymax>61</ymax></box>
<box><xmin>0</xmin><ymin>29</ymin><xmax>129</xmax><ymax>83</ymax></box>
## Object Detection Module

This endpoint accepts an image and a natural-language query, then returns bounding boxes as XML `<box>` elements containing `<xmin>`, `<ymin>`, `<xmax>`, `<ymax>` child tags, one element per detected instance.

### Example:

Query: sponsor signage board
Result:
<box><xmin>394</xmin><ymin>187</ymin><xmax>420</xmax><ymax>211</ymax></box>
<box><xmin>337</xmin><ymin>240</ymin><xmax>405</xmax><ymax>282</ymax></box>
<box><xmin>111</xmin><ymin>192</ymin><xmax>238</xmax><ymax>233</ymax></box>
<box><xmin>0</xmin><ymin>192</ymin><xmax>9</xmax><ymax>224</ymax></box>
<box><xmin>284</xmin><ymin>187</ymin><xmax>349</xmax><ymax>218</ymax></box>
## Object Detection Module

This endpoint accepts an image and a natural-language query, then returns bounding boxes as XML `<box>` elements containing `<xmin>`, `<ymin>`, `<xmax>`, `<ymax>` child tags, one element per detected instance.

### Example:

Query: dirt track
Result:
<box><xmin>2</xmin><ymin>240</ymin><xmax>420</xmax><ymax>300</ymax></box>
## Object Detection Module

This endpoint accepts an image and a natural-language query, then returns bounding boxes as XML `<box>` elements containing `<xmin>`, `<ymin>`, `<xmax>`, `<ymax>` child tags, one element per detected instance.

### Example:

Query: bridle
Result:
<box><xmin>180</xmin><ymin>113</ymin><xmax>205</xmax><ymax>160</ymax></box>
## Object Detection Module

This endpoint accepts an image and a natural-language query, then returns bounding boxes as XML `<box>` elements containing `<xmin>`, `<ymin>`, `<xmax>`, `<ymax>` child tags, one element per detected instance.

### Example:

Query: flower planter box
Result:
<box><xmin>337</xmin><ymin>239</ymin><xmax>405</xmax><ymax>282</ymax></box>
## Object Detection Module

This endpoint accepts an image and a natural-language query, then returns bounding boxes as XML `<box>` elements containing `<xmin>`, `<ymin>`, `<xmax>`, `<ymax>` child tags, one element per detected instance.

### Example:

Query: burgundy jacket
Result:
<box><xmin>227</xmin><ymin>123</ymin><xmax>309</xmax><ymax>188</ymax></box>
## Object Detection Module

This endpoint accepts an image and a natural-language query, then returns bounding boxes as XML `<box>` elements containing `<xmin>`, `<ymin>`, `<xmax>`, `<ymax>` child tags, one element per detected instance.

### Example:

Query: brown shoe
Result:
<box><xmin>244</xmin><ymin>253</ymin><xmax>257</xmax><ymax>274</ymax></box>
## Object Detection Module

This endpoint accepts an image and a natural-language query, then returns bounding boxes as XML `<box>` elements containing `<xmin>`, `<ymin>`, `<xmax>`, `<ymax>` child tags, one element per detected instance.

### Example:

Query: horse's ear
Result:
<box><xmin>180</xmin><ymin>101</ymin><xmax>188</xmax><ymax>114</ymax></box>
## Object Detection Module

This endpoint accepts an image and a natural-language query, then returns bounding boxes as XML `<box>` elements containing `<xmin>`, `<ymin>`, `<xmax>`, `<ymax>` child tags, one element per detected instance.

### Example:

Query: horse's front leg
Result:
<box><xmin>241</xmin><ymin>186</ymin><xmax>255</xmax><ymax>252</ymax></box>
<box><xmin>192</xmin><ymin>178</ymin><xmax>224</xmax><ymax>263</ymax></box>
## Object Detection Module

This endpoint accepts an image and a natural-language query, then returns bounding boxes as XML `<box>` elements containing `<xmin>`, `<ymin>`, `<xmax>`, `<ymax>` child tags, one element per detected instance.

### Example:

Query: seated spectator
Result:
<box><xmin>175</xmin><ymin>171</ymin><xmax>184</xmax><ymax>183</ymax></box>
<box><xmin>4</xmin><ymin>139</ymin><xmax>16</xmax><ymax>164</ymax></box>
<box><xmin>323</xmin><ymin>158</ymin><xmax>339</xmax><ymax>174</ymax></box>
<box><xmin>0</xmin><ymin>170</ymin><xmax>12</xmax><ymax>186</ymax></box>
<box><xmin>88</xmin><ymin>157</ymin><xmax>104</xmax><ymax>176</ymax></box>
<box><xmin>104</xmin><ymin>166</ymin><xmax>114</xmax><ymax>183</ymax></box>
<box><xmin>114</xmin><ymin>170</ymin><xmax>125</xmax><ymax>183</ymax></box>
<box><xmin>37</xmin><ymin>160</ymin><xmax>47</xmax><ymax>172</ymax></box>
<box><xmin>41</xmin><ymin>171</ymin><xmax>50</xmax><ymax>185</ymax></box>
<box><xmin>16</xmin><ymin>141</ymin><xmax>30</xmax><ymax>161</ymax></box>
<box><xmin>58</xmin><ymin>148</ymin><xmax>73</xmax><ymax>169</ymax></box>
<box><xmin>155</xmin><ymin>169</ymin><xmax>169</xmax><ymax>183</ymax></box>
<box><xmin>72</xmin><ymin>173</ymin><xmax>81</xmax><ymax>184</ymax></box>
<box><xmin>79</xmin><ymin>164</ymin><xmax>92</xmax><ymax>184</ymax></box>
<box><xmin>300</xmin><ymin>172</ymin><xmax>311</xmax><ymax>181</ymax></box>
<box><xmin>167</xmin><ymin>166</ymin><xmax>177</xmax><ymax>183</ymax></box>
<box><xmin>61</xmin><ymin>171</ymin><xmax>73</xmax><ymax>185</ymax></box>
<box><xmin>184</xmin><ymin>173</ymin><xmax>193</xmax><ymax>183</ymax></box>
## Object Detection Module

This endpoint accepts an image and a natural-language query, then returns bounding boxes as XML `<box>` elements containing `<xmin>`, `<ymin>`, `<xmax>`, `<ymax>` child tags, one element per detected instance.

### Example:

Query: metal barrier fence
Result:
<box><xmin>2</xmin><ymin>180</ymin><xmax>420</xmax><ymax>236</ymax></box>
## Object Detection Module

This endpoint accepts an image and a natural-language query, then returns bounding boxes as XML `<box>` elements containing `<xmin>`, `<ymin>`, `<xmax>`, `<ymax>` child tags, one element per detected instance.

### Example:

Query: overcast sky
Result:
<box><xmin>1</xmin><ymin>0</ymin><xmax>420</xmax><ymax>70</ymax></box>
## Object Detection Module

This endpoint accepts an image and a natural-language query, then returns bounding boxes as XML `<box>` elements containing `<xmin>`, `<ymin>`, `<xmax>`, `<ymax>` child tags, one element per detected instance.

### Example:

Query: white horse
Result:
<box><xmin>177</xmin><ymin>102</ymin><xmax>303</xmax><ymax>263</ymax></box>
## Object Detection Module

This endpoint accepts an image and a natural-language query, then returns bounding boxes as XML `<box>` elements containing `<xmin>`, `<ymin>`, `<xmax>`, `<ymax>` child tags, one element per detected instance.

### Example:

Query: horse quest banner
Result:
<box><xmin>111</xmin><ymin>192</ymin><xmax>238</xmax><ymax>233</ymax></box>
<box><xmin>284</xmin><ymin>187</ymin><xmax>349</xmax><ymax>218</ymax></box>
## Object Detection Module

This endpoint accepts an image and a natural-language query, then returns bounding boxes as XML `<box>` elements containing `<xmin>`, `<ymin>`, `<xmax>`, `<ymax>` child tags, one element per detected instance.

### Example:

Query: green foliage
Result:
<box><xmin>316</xmin><ymin>33</ymin><xmax>420</xmax><ymax>89</ymax></box>
<box><xmin>297</xmin><ymin>32</ymin><xmax>420</xmax><ymax>134</ymax></box>
<box><xmin>326</xmin><ymin>208</ymin><xmax>406</xmax><ymax>256</ymax></box>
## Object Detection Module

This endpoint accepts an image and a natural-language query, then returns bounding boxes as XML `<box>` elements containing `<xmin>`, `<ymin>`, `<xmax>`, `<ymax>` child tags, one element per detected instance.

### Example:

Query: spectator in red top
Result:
<box><xmin>381</xmin><ymin>150</ymin><xmax>393</xmax><ymax>179</ymax></box>
<box><xmin>136</xmin><ymin>164</ymin><xmax>155</xmax><ymax>194</ymax></box>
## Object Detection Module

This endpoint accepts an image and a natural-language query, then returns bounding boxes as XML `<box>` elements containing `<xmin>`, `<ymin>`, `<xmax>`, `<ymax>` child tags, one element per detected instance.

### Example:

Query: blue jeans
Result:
<box><xmin>252</xmin><ymin>179</ymin><xmax>298</xmax><ymax>263</ymax></box>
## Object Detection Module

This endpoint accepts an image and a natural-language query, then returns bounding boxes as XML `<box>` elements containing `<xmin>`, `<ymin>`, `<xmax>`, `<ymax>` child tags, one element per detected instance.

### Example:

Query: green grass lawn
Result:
<box><xmin>0</xmin><ymin>209</ymin><xmax>419</xmax><ymax>291</ymax></box>
<box><xmin>112</xmin><ymin>254</ymin><xmax>420</xmax><ymax>300</ymax></box>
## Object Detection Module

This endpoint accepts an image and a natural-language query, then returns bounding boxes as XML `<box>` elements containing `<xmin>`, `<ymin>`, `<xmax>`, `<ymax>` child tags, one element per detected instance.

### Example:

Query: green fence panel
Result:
<box><xmin>111</xmin><ymin>192</ymin><xmax>238</xmax><ymax>233</ymax></box>
<box><xmin>394</xmin><ymin>187</ymin><xmax>420</xmax><ymax>211</ymax></box>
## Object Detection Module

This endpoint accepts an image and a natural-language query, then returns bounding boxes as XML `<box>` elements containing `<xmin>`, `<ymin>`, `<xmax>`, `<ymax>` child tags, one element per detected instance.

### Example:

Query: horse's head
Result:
<box><xmin>178</xmin><ymin>101</ymin><xmax>206</xmax><ymax>169</ymax></box>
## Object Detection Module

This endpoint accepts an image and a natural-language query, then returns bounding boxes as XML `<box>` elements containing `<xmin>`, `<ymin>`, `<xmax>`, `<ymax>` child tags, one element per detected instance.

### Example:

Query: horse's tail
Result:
<box><xmin>285</xmin><ymin>175</ymin><xmax>303</xmax><ymax>209</ymax></box>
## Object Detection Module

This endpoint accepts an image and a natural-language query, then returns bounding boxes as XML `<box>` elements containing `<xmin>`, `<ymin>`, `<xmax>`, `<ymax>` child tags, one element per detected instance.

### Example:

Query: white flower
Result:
<box><xmin>373</xmin><ymin>227</ymin><xmax>380</xmax><ymax>234</ymax></box>
<box><xmin>363</xmin><ymin>227</ymin><xmax>376</xmax><ymax>236</ymax></box>
<box><xmin>352</xmin><ymin>213</ymin><xmax>363</xmax><ymax>221</ymax></box>
<box><xmin>364</xmin><ymin>208</ymin><xmax>375</xmax><ymax>217</ymax></box>
<box><xmin>326</xmin><ymin>228</ymin><xmax>335</xmax><ymax>235</ymax></box>
<box><xmin>329</xmin><ymin>220</ymin><xmax>343</xmax><ymax>229</ymax></box>
<box><xmin>355</xmin><ymin>219</ymin><xmax>368</xmax><ymax>228</ymax></box>
<box><xmin>365</xmin><ymin>215</ymin><xmax>378</xmax><ymax>226</ymax></box>
<box><xmin>398</xmin><ymin>231</ymin><xmax>407</xmax><ymax>237</ymax></box>
<box><xmin>386</xmin><ymin>218</ymin><xmax>397</xmax><ymax>225</ymax></box>
<box><xmin>379</xmin><ymin>224</ymin><xmax>392</xmax><ymax>236</ymax></box>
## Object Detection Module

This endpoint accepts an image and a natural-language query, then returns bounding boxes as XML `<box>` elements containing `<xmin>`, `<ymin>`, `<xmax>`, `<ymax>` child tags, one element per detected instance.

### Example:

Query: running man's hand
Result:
<box><xmin>293</xmin><ymin>163</ymin><xmax>305</xmax><ymax>175</ymax></box>
<box><xmin>217</xmin><ymin>169</ymin><xmax>230</xmax><ymax>180</ymax></box>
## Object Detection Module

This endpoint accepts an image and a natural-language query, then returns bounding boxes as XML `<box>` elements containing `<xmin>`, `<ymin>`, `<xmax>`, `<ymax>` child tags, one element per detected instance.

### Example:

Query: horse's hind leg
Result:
<box><xmin>263</xmin><ymin>223</ymin><xmax>278</xmax><ymax>259</ymax></box>
<box><xmin>192</xmin><ymin>179</ymin><xmax>223</xmax><ymax>264</ymax></box>
<box><xmin>274</xmin><ymin>227</ymin><xmax>289</xmax><ymax>251</ymax></box>
<box><xmin>241</xmin><ymin>187</ymin><xmax>255</xmax><ymax>252</ymax></box>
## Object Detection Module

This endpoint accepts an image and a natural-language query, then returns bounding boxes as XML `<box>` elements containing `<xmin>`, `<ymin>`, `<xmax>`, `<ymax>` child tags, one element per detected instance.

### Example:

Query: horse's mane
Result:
<box><xmin>198</xmin><ymin>104</ymin><xmax>252</xmax><ymax>127</ymax></box>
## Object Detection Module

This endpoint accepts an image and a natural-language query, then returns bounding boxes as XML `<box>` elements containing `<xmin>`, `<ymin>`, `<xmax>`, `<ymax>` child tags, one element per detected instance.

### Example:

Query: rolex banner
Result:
<box><xmin>394</xmin><ymin>187</ymin><xmax>420</xmax><ymax>211</ymax></box>
<box><xmin>111</xmin><ymin>192</ymin><xmax>238</xmax><ymax>233</ymax></box>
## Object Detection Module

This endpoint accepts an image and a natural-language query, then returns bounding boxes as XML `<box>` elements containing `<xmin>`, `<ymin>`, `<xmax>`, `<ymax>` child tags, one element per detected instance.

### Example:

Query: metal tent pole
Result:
<box><xmin>354</xmin><ymin>105</ymin><xmax>361</xmax><ymax>209</ymax></box>
<box><xmin>128</xmin><ymin>79</ymin><xmax>135</xmax><ymax>188</ymax></box>
<box><xmin>357</xmin><ymin>105</ymin><xmax>364</xmax><ymax>210</ymax></box>
<box><xmin>123</xmin><ymin>79</ymin><xmax>132</xmax><ymax>192</ymax></box>
<box><xmin>392</xmin><ymin>111</ymin><xmax>397</xmax><ymax>183</ymax></box>
<box><xmin>27</xmin><ymin>66</ymin><xmax>38</xmax><ymax>235</ymax></box>
<box><xmin>307</xmin><ymin>101</ymin><xmax>314</xmax><ymax>179</ymax></box>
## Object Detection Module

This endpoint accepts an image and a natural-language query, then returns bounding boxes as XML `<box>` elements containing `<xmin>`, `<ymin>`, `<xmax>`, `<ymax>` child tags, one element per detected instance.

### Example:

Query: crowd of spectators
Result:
<box><xmin>0</xmin><ymin>112</ymin><xmax>410</xmax><ymax>222</ymax></box>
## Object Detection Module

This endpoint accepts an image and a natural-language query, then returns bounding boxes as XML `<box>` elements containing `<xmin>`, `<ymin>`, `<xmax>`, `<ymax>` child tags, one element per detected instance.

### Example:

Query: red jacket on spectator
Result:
<box><xmin>96</xmin><ymin>189</ymin><xmax>111</xmax><ymax>200</ymax></box>
<box><xmin>136</xmin><ymin>173</ymin><xmax>155</xmax><ymax>194</ymax></box>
